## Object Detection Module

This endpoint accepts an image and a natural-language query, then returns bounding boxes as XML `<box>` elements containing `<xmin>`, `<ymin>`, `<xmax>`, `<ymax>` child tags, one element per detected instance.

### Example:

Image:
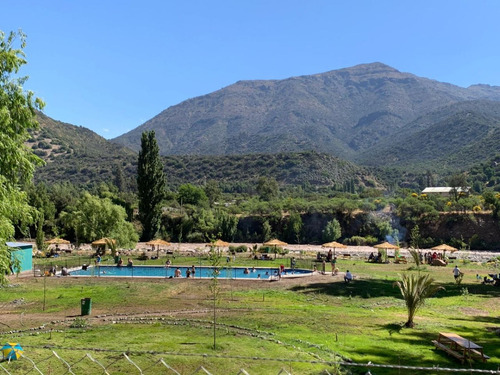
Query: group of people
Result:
<box><xmin>172</xmin><ymin>265</ymin><xmax>197</xmax><ymax>278</ymax></box>
<box><xmin>46</xmin><ymin>265</ymin><xmax>70</xmax><ymax>276</ymax></box>
<box><xmin>367</xmin><ymin>252</ymin><xmax>383</xmax><ymax>263</ymax></box>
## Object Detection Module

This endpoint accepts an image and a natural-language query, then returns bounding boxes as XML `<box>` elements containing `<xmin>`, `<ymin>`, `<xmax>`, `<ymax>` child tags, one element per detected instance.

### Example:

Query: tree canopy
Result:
<box><xmin>0</xmin><ymin>30</ymin><xmax>44</xmax><ymax>284</ymax></box>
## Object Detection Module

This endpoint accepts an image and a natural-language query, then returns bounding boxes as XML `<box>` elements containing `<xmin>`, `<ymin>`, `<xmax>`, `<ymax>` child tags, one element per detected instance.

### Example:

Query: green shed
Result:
<box><xmin>6</xmin><ymin>242</ymin><xmax>33</xmax><ymax>273</ymax></box>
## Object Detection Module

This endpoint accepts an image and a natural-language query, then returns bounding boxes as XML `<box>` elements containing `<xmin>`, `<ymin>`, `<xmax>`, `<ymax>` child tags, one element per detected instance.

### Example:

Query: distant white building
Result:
<box><xmin>421</xmin><ymin>187</ymin><xmax>470</xmax><ymax>197</ymax></box>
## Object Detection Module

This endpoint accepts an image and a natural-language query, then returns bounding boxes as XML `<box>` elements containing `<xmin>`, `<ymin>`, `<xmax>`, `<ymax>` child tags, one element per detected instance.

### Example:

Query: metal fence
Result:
<box><xmin>1</xmin><ymin>349</ymin><xmax>499</xmax><ymax>375</ymax></box>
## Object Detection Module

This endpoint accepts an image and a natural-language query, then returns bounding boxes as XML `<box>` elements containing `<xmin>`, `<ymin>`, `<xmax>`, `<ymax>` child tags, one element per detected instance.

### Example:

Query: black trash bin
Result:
<box><xmin>81</xmin><ymin>298</ymin><xmax>92</xmax><ymax>316</ymax></box>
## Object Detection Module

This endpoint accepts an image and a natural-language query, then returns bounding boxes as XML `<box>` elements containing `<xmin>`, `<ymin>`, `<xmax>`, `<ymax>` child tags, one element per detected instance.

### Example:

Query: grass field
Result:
<box><xmin>1</xmin><ymin>254</ymin><xmax>499</xmax><ymax>374</ymax></box>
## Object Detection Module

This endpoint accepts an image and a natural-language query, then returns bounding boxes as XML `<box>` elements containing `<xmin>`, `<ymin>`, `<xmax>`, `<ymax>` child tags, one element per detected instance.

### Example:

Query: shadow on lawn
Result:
<box><xmin>290</xmin><ymin>279</ymin><xmax>500</xmax><ymax>300</ymax></box>
<box><xmin>290</xmin><ymin>279</ymin><xmax>401</xmax><ymax>298</ymax></box>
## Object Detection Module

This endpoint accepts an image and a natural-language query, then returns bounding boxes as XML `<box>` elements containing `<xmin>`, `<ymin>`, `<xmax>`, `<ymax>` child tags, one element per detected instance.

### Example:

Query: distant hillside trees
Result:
<box><xmin>137</xmin><ymin>131</ymin><xmax>166</xmax><ymax>241</ymax></box>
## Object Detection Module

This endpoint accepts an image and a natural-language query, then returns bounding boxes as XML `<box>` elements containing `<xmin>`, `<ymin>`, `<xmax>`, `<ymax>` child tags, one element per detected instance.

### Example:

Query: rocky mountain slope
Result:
<box><xmin>112</xmin><ymin>62</ymin><xmax>500</xmax><ymax>166</ymax></box>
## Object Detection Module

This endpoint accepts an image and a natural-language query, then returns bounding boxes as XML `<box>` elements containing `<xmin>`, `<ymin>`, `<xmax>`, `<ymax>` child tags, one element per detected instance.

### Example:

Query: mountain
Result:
<box><xmin>357</xmin><ymin>100</ymin><xmax>500</xmax><ymax>170</ymax></box>
<box><xmin>112</xmin><ymin>63</ymin><xmax>500</xmax><ymax>164</ymax></box>
<box><xmin>29</xmin><ymin>112</ymin><xmax>137</xmax><ymax>188</ymax></box>
<box><xmin>30</xmin><ymin>113</ymin><xmax>379</xmax><ymax>190</ymax></box>
<box><xmin>161</xmin><ymin>151</ymin><xmax>378</xmax><ymax>190</ymax></box>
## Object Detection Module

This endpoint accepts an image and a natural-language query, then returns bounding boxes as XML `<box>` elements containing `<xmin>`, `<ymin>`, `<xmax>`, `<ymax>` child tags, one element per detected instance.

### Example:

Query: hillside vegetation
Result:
<box><xmin>112</xmin><ymin>62</ymin><xmax>500</xmax><ymax>173</ymax></box>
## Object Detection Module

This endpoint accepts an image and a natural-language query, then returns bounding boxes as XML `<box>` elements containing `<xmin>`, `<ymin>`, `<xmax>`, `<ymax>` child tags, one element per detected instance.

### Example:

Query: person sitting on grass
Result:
<box><xmin>344</xmin><ymin>270</ymin><xmax>353</xmax><ymax>283</ymax></box>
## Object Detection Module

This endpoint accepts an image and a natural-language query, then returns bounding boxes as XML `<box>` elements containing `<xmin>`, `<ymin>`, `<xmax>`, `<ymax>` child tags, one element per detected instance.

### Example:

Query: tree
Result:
<box><xmin>204</xmin><ymin>180</ymin><xmax>221</xmax><ymax>206</ymax></box>
<box><xmin>178</xmin><ymin>183</ymin><xmax>208</xmax><ymax>206</ymax></box>
<box><xmin>60</xmin><ymin>192</ymin><xmax>138</xmax><ymax>248</ymax></box>
<box><xmin>261</xmin><ymin>220</ymin><xmax>272</xmax><ymax>242</ymax></box>
<box><xmin>0</xmin><ymin>30</ymin><xmax>45</xmax><ymax>284</ymax></box>
<box><xmin>410</xmin><ymin>225</ymin><xmax>422</xmax><ymax>249</ymax></box>
<box><xmin>137</xmin><ymin>131</ymin><xmax>166</xmax><ymax>241</ymax></box>
<box><xmin>256</xmin><ymin>177</ymin><xmax>279</xmax><ymax>201</ymax></box>
<box><xmin>447</xmin><ymin>173</ymin><xmax>468</xmax><ymax>203</ymax></box>
<box><xmin>285</xmin><ymin>212</ymin><xmax>303</xmax><ymax>244</ymax></box>
<box><xmin>394</xmin><ymin>273</ymin><xmax>443</xmax><ymax>328</ymax></box>
<box><xmin>322</xmin><ymin>218</ymin><xmax>341</xmax><ymax>242</ymax></box>
<box><xmin>214</xmin><ymin>210</ymin><xmax>238</xmax><ymax>241</ymax></box>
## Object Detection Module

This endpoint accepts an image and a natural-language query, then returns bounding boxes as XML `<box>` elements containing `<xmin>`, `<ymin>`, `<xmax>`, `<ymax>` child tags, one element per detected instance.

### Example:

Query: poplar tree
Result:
<box><xmin>137</xmin><ymin>131</ymin><xmax>166</xmax><ymax>241</ymax></box>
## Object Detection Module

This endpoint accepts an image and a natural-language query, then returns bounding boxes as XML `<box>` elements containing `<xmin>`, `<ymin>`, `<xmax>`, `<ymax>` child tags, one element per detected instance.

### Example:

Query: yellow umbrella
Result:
<box><xmin>432</xmin><ymin>243</ymin><xmax>458</xmax><ymax>259</ymax></box>
<box><xmin>431</xmin><ymin>244</ymin><xmax>458</xmax><ymax>253</ymax></box>
<box><xmin>45</xmin><ymin>238</ymin><xmax>70</xmax><ymax>245</ymax></box>
<box><xmin>374</xmin><ymin>241</ymin><xmax>399</xmax><ymax>262</ymax></box>
<box><xmin>374</xmin><ymin>241</ymin><xmax>399</xmax><ymax>250</ymax></box>
<box><xmin>322</xmin><ymin>241</ymin><xmax>347</xmax><ymax>257</ymax></box>
<box><xmin>146</xmin><ymin>239</ymin><xmax>171</xmax><ymax>258</ymax></box>
<box><xmin>263</xmin><ymin>239</ymin><xmax>287</xmax><ymax>247</ymax></box>
<box><xmin>263</xmin><ymin>239</ymin><xmax>287</xmax><ymax>259</ymax></box>
<box><xmin>210</xmin><ymin>239</ymin><xmax>230</xmax><ymax>247</ymax></box>
<box><xmin>91</xmin><ymin>238</ymin><xmax>116</xmax><ymax>246</ymax></box>
<box><xmin>1</xmin><ymin>342</ymin><xmax>23</xmax><ymax>360</ymax></box>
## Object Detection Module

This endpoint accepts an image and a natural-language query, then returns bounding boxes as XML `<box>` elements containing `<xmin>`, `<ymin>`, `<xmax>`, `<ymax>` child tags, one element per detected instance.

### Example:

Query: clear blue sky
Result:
<box><xmin>4</xmin><ymin>0</ymin><xmax>500</xmax><ymax>139</ymax></box>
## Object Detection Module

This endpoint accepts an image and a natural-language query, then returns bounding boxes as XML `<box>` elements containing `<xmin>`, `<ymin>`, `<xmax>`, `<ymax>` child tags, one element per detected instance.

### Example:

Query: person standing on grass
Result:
<box><xmin>453</xmin><ymin>265</ymin><xmax>462</xmax><ymax>280</ymax></box>
<box><xmin>331</xmin><ymin>257</ymin><xmax>337</xmax><ymax>275</ymax></box>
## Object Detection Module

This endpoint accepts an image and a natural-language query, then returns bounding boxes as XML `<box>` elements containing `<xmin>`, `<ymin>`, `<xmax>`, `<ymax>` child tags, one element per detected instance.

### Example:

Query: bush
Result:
<box><xmin>344</xmin><ymin>236</ymin><xmax>378</xmax><ymax>246</ymax></box>
<box><xmin>229</xmin><ymin>245</ymin><xmax>248</xmax><ymax>253</ymax></box>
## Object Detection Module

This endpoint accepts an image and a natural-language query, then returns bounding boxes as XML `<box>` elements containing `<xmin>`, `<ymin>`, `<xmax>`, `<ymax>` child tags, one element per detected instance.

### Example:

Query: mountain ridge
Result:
<box><xmin>111</xmin><ymin>62</ymin><xmax>500</xmax><ymax>163</ymax></box>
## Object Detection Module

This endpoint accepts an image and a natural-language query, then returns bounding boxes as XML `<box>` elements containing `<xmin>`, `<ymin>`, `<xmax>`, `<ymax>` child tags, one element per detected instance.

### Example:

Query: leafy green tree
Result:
<box><xmin>214</xmin><ymin>210</ymin><xmax>238</xmax><ymax>241</ymax></box>
<box><xmin>262</xmin><ymin>220</ymin><xmax>272</xmax><ymax>242</ymax></box>
<box><xmin>394</xmin><ymin>273</ymin><xmax>443</xmax><ymax>328</ymax></box>
<box><xmin>178</xmin><ymin>183</ymin><xmax>208</xmax><ymax>206</ymax></box>
<box><xmin>410</xmin><ymin>225</ymin><xmax>421</xmax><ymax>249</ymax></box>
<box><xmin>483</xmin><ymin>190</ymin><xmax>500</xmax><ymax>218</ymax></box>
<box><xmin>60</xmin><ymin>192</ymin><xmax>138</xmax><ymax>248</ymax></box>
<box><xmin>256</xmin><ymin>177</ymin><xmax>279</xmax><ymax>201</ymax></box>
<box><xmin>0</xmin><ymin>30</ymin><xmax>45</xmax><ymax>284</ymax></box>
<box><xmin>137</xmin><ymin>131</ymin><xmax>166</xmax><ymax>241</ymax></box>
<box><xmin>447</xmin><ymin>173</ymin><xmax>468</xmax><ymax>203</ymax></box>
<box><xmin>322</xmin><ymin>218</ymin><xmax>342</xmax><ymax>242</ymax></box>
<box><xmin>285</xmin><ymin>212</ymin><xmax>303</xmax><ymax>244</ymax></box>
<box><xmin>204</xmin><ymin>180</ymin><xmax>222</xmax><ymax>206</ymax></box>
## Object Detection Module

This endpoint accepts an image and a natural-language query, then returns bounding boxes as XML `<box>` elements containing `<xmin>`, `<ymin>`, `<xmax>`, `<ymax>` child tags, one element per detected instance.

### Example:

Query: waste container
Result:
<box><xmin>81</xmin><ymin>298</ymin><xmax>92</xmax><ymax>316</ymax></box>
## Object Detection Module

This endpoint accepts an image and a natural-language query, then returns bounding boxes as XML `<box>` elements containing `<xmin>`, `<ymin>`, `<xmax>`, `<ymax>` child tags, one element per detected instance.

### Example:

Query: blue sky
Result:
<box><xmin>4</xmin><ymin>1</ymin><xmax>500</xmax><ymax>139</ymax></box>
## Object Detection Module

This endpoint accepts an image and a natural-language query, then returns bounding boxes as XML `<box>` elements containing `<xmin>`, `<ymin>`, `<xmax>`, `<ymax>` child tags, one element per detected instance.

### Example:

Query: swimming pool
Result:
<box><xmin>70</xmin><ymin>265</ymin><xmax>313</xmax><ymax>279</ymax></box>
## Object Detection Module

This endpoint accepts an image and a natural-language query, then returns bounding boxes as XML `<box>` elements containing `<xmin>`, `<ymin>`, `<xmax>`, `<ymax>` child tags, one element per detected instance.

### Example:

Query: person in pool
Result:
<box><xmin>174</xmin><ymin>268</ymin><xmax>181</xmax><ymax>277</ymax></box>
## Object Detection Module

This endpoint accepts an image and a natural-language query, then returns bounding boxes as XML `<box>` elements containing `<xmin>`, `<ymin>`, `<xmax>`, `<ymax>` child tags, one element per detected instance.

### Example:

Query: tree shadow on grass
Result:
<box><xmin>290</xmin><ymin>279</ymin><xmax>401</xmax><ymax>298</ymax></box>
<box><xmin>290</xmin><ymin>279</ymin><xmax>500</xmax><ymax>300</ymax></box>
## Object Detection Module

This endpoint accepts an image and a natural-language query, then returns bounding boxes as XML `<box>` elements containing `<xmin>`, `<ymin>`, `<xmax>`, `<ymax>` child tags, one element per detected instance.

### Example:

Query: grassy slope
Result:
<box><xmin>1</xmin><ymin>256</ymin><xmax>499</xmax><ymax>374</ymax></box>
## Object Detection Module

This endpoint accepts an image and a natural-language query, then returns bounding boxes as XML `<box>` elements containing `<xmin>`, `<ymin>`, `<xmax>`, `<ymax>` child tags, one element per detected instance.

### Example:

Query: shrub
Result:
<box><xmin>229</xmin><ymin>245</ymin><xmax>247</xmax><ymax>253</ymax></box>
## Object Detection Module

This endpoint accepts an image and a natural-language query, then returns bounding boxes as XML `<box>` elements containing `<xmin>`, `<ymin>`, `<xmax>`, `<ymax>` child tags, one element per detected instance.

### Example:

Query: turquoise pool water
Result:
<box><xmin>70</xmin><ymin>265</ymin><xmax>312</xmax><ymax>279</ymax></box>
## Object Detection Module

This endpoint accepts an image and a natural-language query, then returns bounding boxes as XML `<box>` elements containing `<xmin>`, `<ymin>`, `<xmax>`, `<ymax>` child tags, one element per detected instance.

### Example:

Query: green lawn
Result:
<box><xmin>1</xmin><ymin>256</ymin><xmax>499</xmax><ymax>374</ymax></box>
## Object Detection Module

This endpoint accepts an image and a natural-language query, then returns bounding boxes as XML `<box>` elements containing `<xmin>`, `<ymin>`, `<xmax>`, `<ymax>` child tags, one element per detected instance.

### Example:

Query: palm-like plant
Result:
<box><xmin>395</xmin><ymin>273</ymin><xmax>444</xmax><ymax>328</ymax></box>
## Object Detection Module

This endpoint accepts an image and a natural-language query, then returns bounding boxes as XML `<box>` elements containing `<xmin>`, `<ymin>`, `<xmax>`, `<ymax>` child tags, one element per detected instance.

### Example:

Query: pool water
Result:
<box><xmin>70</xmin><ymin>265</ymin><xmax>312</xmax><ymax>279</ymax></box>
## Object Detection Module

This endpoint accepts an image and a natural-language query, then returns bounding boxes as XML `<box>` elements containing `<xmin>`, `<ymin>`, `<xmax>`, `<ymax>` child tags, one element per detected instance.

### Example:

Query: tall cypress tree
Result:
<box><xmin>137</xmin><ymin>131</ymin><xmax>166</xmax><ymax>241</ymax></box>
